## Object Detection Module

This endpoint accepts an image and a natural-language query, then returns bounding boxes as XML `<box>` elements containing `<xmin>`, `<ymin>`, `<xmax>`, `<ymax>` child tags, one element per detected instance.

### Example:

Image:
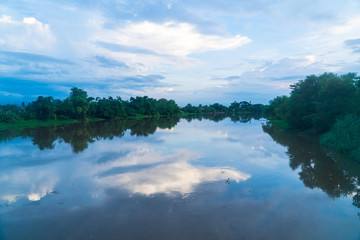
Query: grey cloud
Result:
<box><xmin>98</xmin><ymin>163</ymin><xmax>164</xmax><ymax>178</ymax></box>
<box><xmin>212</xmin><ymin>76</ymin><xmax>241</xmax><ymax>81</ymax></box>
<box><xmin>345</xmin><ymin>39</ymin><xmax>360</xmax><ymax>46</ymax></box>
<box><xmin>84</xmin><ymin>0</ymin><xmax>224</xmax><ymax>35</ymax></box>
<box><xmin>207</xmin><ymin>56</ymin><xmax>336</xmax><ymax>104</ymax></box>
<box><xmin>96</xmin><ymin>41</ymin><xmax>163</xmax><ymax>56</ymax></box>
<box><xmin>113</xmin><ymin>75</ymin><xmax>167</xmax><ymax>90</ymax></box>
<box><xmin>95</xmin><ymin>42</ymin><xmax>182</xmax><ymax>64</ymax></box>
<box><xmin>0</xmin><ymin>50</ymin><xmax>74</xmax><ymax>65</ymax></box>
<box><xmin>345</xmin><ymin>38</ymin><xmax>360</xmax><ymax>53</ymax></box>
<box><xmin>94</xmin><ymin>55</ymin><xmax>129</xmax><ymax>69</ymax></box>
<box><xmin>213</xmin><ymin>74</ymin><xmax>303</xmax><ymax>83</ymax></box>
<box><xmin>82</xmin><ymin>75</ymin><xmax>170</xmax><ymax>92</ymax></box>
<box><xmin>0</xmin><ymin>50</ymin><xmax>73</xmax><ymax>78</ymax></box>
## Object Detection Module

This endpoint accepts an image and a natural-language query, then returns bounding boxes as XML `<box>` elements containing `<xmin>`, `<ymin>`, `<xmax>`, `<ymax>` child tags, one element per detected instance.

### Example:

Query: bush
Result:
<box><xmin>320</xmin><ymin>114</ymin><xmax>360</xmax><ymax>161</ymax></box>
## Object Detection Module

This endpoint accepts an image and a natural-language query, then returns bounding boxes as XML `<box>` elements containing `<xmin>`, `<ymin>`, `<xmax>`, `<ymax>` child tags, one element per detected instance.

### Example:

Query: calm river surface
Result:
<box><xmin>0</xmin><ymin>117</ymin><xmax>360</xmax><ymax>240</ymax></box>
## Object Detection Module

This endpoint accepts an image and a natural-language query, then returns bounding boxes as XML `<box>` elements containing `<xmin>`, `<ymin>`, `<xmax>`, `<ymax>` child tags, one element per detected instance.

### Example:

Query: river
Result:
<box><xmin>0</xmin><ymin>117</ymin><xmax>359</xmax><ymax>239</ymax></box>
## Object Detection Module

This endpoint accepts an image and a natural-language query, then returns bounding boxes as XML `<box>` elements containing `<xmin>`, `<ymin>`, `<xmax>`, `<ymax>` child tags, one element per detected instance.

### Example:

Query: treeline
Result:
<box><xmin>182</xmin><ymin>101</ymin><xmax>264</xmax><ymax>115</ymax></box>
<box><xmin>264</xmin><ymin>72</ymin><xmax>360</xmax><ymax>161</ymax></box>
<box><xmin>0</xmin><ymin>87</ymin><xmax>264</xmax><ymax>124</ymax></box>
<box><xmin>0</xmin><ymin>87</ymin><xmax>182</xmax><ymax>123</ymax></box>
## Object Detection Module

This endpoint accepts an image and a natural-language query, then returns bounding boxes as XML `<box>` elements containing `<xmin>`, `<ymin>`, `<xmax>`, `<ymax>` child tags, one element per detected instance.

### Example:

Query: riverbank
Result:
<box><xmin>0</xmin><ymin>118</ymin><xmax>104</xmax><ymax>131</ymax></box>
<box><xmin>266</xmin><ymin>119</ymin><xmax>289</xmax><ymax>130</ymax></box>
<box><xmin>0</xmin><ymin>113</ymin><xmax>191</xmax><ymax>131</ymax></box>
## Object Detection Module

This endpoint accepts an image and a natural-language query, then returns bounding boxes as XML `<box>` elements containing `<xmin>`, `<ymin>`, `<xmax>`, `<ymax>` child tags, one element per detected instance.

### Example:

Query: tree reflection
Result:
<box><xmin>229</xmin><ymin>114</ymin><xmax>251</xmax><ymax>123</ymax></box>
<box><xmin>31</xmin><ymin>127</ymin><xmax>59</xmax><ymax>150</ymax></box>
<box><xmin>0</xmin><ymin>114</ymin><xmax>264</xmax><ymax>153</ymax></box>
<box><xmin>183</xmin><ymin>113</ymin><xmax>252</xmax><ymax>123</ymax></box>
<box><xmin>263</xmin><ymin>124</ymin><xmax>360</xmax><ymax>210</ymax></box>
<box><xmin>0</xmin><ymin>117</ymin><xmax>180</xmax><ymax>153</ymax></box>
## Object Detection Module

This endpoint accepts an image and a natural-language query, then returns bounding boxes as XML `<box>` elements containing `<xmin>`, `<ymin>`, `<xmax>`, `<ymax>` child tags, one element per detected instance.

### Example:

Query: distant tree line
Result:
<box><xmin>182</xmin><ymin>101</ymin><xmax>264</xmax><ymax>116</ymax></box>
<box><xmin>264</xmin><ymin>72</ymin><xmax>360</xmax><ymax>161</ymax></box>
<box><xmin>0</xmin><ymin>87</ymin><xmax>182</xmax><ymax>123</ymax></box>
<box><xmin>0</xmin><ymin>87</ymin><xmax>264</xmax><ymax>124</ymax></box>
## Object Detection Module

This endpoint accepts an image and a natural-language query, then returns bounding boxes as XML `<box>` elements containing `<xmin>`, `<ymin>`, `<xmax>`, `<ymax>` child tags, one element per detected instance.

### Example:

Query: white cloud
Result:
<box><xmin>0</xmin><ymin>15</ymin><xmax>55</xmax><ymax>51</ymax></box>
<box><xmin>251</xmin><ymin>57</ymin><xmax>332</xmax><ymax>77</ymax></box>
<box><xmin>0</xmin><ymin>15</ymin><xmax>13</xmax><ymax>23</ymax></box>
<box><xmin>289</xmin><ymin>14</ymin><xmax>360</xmax><ymax>70</ymax></box>
<box><xmin>28</xmin><ymin>193</ymin><xmax>42</xmax><ymax>201</ymax></box>
<box><xmin>98</xmin><ymin>162</ymin><xmax>249</xmax><ymax>196</ymax></box>
<box><xmin>93</xmin><ymin>21</ymin><xmax>251</xmax><ymax>66</ymax></box>
<box><xmin>210</xmin><ymin>56</ymin><xmax>336</xmax><ymax>98</ymax></box>
<box><xmin>330</xmin><ymin>16</ymin><xmax>360</xmax><ymax>35</ymax></box>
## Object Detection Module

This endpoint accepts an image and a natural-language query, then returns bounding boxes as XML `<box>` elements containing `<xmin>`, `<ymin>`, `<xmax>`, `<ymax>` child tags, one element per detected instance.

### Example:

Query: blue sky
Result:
<box><xmin>0</xmin><ymin>0</ymin><xmax>360</xmax><ymax>105</ymax></box>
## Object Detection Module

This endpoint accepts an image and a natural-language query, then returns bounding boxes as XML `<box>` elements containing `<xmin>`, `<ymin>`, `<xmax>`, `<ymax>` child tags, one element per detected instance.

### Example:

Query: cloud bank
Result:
<box><xmin>0</xmin><ymin>0</ymin><xmax>359</xmax><ymax>104</ymax></box>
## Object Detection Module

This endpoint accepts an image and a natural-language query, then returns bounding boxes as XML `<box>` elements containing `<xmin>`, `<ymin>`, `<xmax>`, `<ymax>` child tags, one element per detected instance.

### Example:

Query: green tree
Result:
<box><xmin>267</xmin><ymin>73</ymin><xmax>359</xmax><ymax>133</ymax></box>
<box><xmin>263</xmin><ymin>96</ymin><xmax>289</xmax><ymax>120</ymax></box>
<box><xmin>68</xmin><ymin>87</ymin><xmax>91</xmax><ymax>120</ymax></box>
<box><xmin>32</xmin><ymin>96</ymin><xmax>54</xmax><ymax>121</ymax></box>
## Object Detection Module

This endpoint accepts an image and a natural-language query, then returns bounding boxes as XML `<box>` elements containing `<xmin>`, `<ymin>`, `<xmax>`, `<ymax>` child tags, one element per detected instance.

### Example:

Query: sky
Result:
<box><xmin>0</xmin><ymin>0</ymin><xmax>360</xmax><ymax>105</ymax></box>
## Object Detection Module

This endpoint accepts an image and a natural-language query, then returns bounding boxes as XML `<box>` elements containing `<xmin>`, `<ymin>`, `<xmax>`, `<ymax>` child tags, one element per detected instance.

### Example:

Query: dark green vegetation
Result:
<box><xmin>0</xmin><ymin>87</ymin><xmax>182</xmax><ymax>124</ymax></box>
<box><xmin>264</xmin><ymin>72</ymin><xmax>360</xmax><ymax>161</ymax></box>
<box><xmin>321</xmin><ymin>114</ymin><xmax>360</xmax><ymax>160</ymax></box>
<box><xmin>182</xmin><ymin>101</ymin><xmax>263</xmax><ymax>116</ymax></box>
<box><xmin>0</xmin><ymin>87</ymin><xmax>264</xmax><ymax>128</ymax></box>
<box><xmin>0</xmin><ymin>119</ymin><xmax>81</xmax><ymax>131</ymax></box>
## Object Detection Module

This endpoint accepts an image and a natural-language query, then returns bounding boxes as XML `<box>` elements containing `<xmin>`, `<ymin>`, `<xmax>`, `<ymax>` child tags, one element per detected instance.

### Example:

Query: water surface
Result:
<box><xmin>0</xmin><ymin>117</ymin><xmax>359</xmax><ymax>239</ymax></box>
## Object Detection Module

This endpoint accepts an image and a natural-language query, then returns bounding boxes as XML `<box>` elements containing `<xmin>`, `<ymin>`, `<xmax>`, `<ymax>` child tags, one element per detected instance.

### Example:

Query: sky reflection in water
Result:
<box><xmin>0</xmin><ymin>117</ymin><xmax>359</xmax><ymax>240</ymax></box>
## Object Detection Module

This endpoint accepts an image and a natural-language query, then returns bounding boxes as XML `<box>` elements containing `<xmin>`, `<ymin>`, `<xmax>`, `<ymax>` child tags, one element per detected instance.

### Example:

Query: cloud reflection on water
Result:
<box><xmin>94</xmin><ymin>148</ymin><xmax>250</xmax><ymax>195</ymax></box>
<box><xmin>0</xmin><ymin>165</ymin><xmax>60</xmax><ymax>204</ymax></box>
<box><xmin>0</xmin><ymin>137</ymin><xmax>250</xmax><ymax>206</ymax></box>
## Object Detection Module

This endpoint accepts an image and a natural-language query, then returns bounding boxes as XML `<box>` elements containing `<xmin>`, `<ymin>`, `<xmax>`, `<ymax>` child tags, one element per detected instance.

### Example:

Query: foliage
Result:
<box><xmin>182</xmin><ymin>101</ymin><xmax>264</xmax><ymax>116</ymax></box>
<box><xmin>32</xmin><ymin>96</ymin><xmax>55</xmax><ymax>121</ymax></box>
<box><xmin>68</xmin><ymin>87</ymin><xmax>91</xmax><ymax>120</ymax></box>
<box><xmin>0</xmin><ymin>104</ymin><xmax>23</xmax><ymax>123</ymax></box>
<box><xmin>266</xmin><ymin>72</ymin><xmax>360</xmax><ymax>134</ymax></box>
<box><xmin>321</xmin><ymin>114</ymin><xmax>360</xmax><ymax>161</ymax></box>
<box><xmin>263</xmin><ymin>96</ymin><xmax>289</xmax><ymax>120</ymax></box>
<box><xmin>90</xmin><ymin>96</ymin><xmax>125</xmax><ymax>119</ymax></box>
<box><xmin>182</xmin><ymin>103</ymin><xmax>203</xmax><ymax>114</ymax></box>
<box><xmin>265</xmin><ymin>72</ymin><xmax>360</xmax><ymax>162</ymax></box>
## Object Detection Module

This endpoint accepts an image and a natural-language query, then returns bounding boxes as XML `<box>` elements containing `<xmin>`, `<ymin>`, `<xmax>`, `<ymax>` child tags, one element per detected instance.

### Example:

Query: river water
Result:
<box><xmin>0</xmin><ymin>117</ymin><xmax>359</xmax><ymax>239</ymax></box>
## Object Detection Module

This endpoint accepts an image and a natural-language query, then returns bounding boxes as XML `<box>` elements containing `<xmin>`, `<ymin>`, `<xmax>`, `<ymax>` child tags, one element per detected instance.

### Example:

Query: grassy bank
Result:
<box><xmin>0</xmin><ymin>113</ymin><xmax>186</xmax><ymax>130</ymax></box>
<box><xmin>266</xmin><ymin>119</ymin><xmax>289</xmax><ymax>130</ymax></box>
<box><xmin>0</xmin><ymin>118</ymin><xmax>104</xmax><ymax>131</ymax></box>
